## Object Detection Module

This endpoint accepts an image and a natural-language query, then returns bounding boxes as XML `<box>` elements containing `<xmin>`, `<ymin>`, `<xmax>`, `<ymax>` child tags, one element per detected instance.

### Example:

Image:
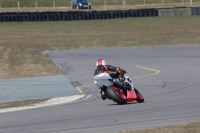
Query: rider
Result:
<box><xmin>94</xmin><ymin>59</ymin><xmax>130</xmax><ymax>100</ymax></box>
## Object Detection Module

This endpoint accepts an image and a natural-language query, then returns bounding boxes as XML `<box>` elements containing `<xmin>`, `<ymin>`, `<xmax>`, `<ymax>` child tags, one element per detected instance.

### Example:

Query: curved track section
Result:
<box><xmin>1</xmin><ymin>44</ymin><xmax>200</xmax><ymax>133</ymax></box>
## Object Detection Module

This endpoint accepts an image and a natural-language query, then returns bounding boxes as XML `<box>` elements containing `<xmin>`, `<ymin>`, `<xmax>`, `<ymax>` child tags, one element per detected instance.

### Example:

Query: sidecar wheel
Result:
<box><xmin>107</xmin><ymin>86</ymin><xmax>127</xmax><ymax>105</ymax></box>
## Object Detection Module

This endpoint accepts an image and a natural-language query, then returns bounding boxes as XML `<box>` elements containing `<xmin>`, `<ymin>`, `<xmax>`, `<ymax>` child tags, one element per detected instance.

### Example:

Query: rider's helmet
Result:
<box><xmin>96</xmin><ymin>59</ymin><xmax>106</xmax><ymax>66</ymax></box>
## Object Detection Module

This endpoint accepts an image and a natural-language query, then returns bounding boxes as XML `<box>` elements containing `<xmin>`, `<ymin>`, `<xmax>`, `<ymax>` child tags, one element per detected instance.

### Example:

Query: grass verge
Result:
<box><xmin>118</xmin><ymin>121</ymin><xmax>200</xmax><ymax>133</ymax></box>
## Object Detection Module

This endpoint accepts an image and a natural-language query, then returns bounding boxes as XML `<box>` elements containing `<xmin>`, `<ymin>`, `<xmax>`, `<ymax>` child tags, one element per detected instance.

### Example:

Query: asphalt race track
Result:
<box><xmin>1</xmin><ymin>44</ymin><xmax>200</xmax><ymax>133</ymax></box>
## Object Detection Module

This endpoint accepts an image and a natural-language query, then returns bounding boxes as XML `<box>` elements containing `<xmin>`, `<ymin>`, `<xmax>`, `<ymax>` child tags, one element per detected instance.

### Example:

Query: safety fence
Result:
<box><xmin>0</xmin><ymin>7</ymin><xmax>200</xmax><ymax>22</ymax></box>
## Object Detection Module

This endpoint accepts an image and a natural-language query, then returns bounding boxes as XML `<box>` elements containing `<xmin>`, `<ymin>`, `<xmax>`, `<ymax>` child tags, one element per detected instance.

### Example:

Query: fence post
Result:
<box><xmin>35</xmin><ymin>2</ymin><xmax>38</xmax><ymax>11</ymax></box>
<box><xmin>123</xmin><ymin>0</ymin><xmax>126</xmax><ymax>9</ymax></box>
<box><xmin>53</xmin><ymin>1</ymin><xmax>55</xmax><ymax>9</ymax></box>
<box><xmin>0</xmin><ymin>3</ymin><xmax>1</xmax><ymax>11</ymax></box>
<box><xmin>104</xmin><ymin>0</ymin><xmax>106</xmax><ymax>10</ymax></box>
<box><xmin>162</xmin><ymin>0</ymin><xmax>164</xmax><ymax>7</ymax></box>
<box><xmin>88</xmin><ymin>0</ymin><xmax>89</xmax><ymax>9</ymax></box>
<box><xmin>144</xmin><ymin>0</ymin><xmax>145</xmax><ymax>6</ymax></box>
<box><xmin>190</xmin><ymin>0</ymin><xmax>192</xmax><ymax>6</ymax></box>
<box><xmin>182</xmin><ymin>0</ymin><xmax>184</xmax><ymax>5</ymax></box>
<box><xmin>18</xmin><ymin>2</ymin><xmax>20</xmax><ymax>11</ymax></box>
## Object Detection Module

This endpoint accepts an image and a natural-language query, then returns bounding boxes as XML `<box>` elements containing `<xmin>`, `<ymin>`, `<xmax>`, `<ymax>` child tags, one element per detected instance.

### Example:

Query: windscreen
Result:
<box><xmin>78</xmin><ymin>0</ymin><xmax>88</xmax><ymax>2</ymax></box>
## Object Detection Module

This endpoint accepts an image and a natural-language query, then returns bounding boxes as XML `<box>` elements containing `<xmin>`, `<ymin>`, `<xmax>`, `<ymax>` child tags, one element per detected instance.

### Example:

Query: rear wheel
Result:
<box><xmin>134</xmin><ymin>88</ymin><xmax>144</xmax><ymax>103</ymax></box>
<box><xmin>107</xmin><ymin>86</ymin><xmax>127</xmax><ymax>105</ymax></box>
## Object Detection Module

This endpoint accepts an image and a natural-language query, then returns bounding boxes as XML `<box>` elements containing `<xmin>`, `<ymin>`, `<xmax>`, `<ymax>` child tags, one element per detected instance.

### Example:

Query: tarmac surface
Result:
<box><xmin>0</xmin><ymin>44</ymin><xmax>200</xmax><ymax>133</ymax></box>
<box><xmin>0</xmin><ymin>75</ymin><xmax>79</xmax><ymax>102</ymax></box>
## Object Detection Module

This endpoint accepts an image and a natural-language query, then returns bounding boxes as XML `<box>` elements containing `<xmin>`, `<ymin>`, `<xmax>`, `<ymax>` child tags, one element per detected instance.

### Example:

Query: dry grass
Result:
<box><xmin>0</xmin><ymin>16</ymin><xmax>200</xmax><ymax>79</ymax></box>
<box><xmin>0</xmin><ymin>98</ymin><xmax>50</xmax><ymax>109</ymax></box>
<box><xmin>118</xmin><ymin>122</ymin><xmax>200</xmax><ymax>133</ymax></box>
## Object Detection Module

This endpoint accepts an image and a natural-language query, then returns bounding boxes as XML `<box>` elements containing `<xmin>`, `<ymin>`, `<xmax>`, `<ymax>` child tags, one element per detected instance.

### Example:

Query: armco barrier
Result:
<box><xmin>0</xmin><ymin>8</ymin><xmax>159</xmax><ymax>22</ymax></box>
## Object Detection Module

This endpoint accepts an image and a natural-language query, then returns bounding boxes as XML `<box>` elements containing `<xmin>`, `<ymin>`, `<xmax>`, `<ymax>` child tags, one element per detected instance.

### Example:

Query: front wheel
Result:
<box><xmin>107</xmin><ymin>86</ymin><xmax>127</xmax><ymax>105</ymax></box>
<box><xmin>134</xmin><ymin>88</ymin><xmax>144</xmax><ymax>103</ymax></box>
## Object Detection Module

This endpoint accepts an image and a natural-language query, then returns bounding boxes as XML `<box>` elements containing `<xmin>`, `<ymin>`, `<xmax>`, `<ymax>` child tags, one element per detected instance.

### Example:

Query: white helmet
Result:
<box><xmin>96</xmin><ymin>59</ymin><xmax>106</xmax><ymax>66</ymax></box>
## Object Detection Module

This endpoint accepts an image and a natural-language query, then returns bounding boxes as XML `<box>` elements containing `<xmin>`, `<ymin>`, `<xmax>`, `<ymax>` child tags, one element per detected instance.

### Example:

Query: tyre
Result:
<box><xmin>107</xmin><ymin>86</ymin><xmax>127</xmax><ymax>105</ymax></box>
<box><xmin>134</xmin><ymin>88</ymin><xmax>144</xmax><ymax>103</ymax></box>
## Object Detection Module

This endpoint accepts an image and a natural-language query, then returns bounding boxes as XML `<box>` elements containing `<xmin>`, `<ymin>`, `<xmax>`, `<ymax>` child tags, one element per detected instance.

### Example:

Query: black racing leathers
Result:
<box><xmin>94</xmin><ymin>65</ymin><xmax>125</xmax><ymax>79</ymax></box>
